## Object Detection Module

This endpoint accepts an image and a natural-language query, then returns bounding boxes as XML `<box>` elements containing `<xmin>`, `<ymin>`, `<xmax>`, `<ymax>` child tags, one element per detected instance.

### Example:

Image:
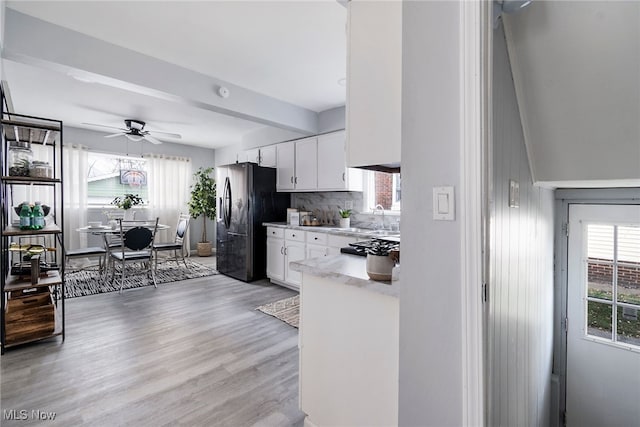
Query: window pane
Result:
<box><xmin>587</xmin><ymin>300</ymin><xmax>613</xmax><ymax>340</ymax></box>
<box><xmin>617</xmin><ymin>263</ymin><xmax>640</xmax><ymax>305</ymax></box>
<box><xmin>616</xmin><ymin>305</ymin><xmax>640</xmax><ymax>346</ymax></box>
<box><xmin>587</xmin><ymin>261</ymin><xmax>613</xmax><ymax>301</ymax></box>
<box><xmin>587</xmin><ymin>224</ymin><xmax>614</xmax><ymax>260</ymax></box>
<box><xmin>618</xmin><ymin>225</ymin><xmax>640</xmax><ymax>264</ymax></box>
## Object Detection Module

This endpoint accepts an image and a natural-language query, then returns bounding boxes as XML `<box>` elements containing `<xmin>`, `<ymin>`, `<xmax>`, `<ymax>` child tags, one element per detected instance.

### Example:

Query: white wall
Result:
<box><xmin>63</xmin><ymin>126</ymin><xmax>216</xmax><ymax>250</ymax></box>
<box><xmin>398</xmin><ymin>2</ymin><xmax>463</xmax><ymax>425</ymax></box>
<box><xmin>318</xmin><ymin>105</ymin><xmax>345</xmax><ymax>133</ymax></box>
<box><xmin>487</xmin><ymin>24</ymin><xmax>555</xmax><ymax>426</ymax></box>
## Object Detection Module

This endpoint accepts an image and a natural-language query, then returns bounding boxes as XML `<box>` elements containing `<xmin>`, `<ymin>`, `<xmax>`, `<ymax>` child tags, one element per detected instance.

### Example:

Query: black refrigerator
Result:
<box><xmin>216</xmin><ymin>162</ymin><xmax>289</xmax><ymax>282</ymax></box>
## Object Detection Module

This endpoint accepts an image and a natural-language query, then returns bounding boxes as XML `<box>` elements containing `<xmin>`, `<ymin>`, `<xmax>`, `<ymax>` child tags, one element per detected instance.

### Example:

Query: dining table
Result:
<box><xmin>76</xmin><ymin>222</ymin><xmax>171</xmax><ymax>250</ymax></box>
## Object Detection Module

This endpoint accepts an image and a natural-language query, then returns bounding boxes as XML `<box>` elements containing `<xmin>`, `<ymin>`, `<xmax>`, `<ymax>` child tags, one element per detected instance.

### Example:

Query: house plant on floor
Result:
<box><xmin>338</xmin><ymin>208</ymin><xmax>352</xmax><ymax>228</ymax></box>
<box><xmin>188</xmin><ymin>167</ymin><xmax>216</xmax><ymax>256</ymax></box>
<box><xmin>111</xmin><ymin>194</ymin><xmax>144</xmax><ymax>220</ymax></box>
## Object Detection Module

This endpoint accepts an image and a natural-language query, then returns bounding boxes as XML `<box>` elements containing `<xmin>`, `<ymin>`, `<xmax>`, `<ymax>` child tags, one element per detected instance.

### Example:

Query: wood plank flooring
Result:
<box><xmin>1</xmin><ymin>272</ymin><xmax>303</xmax><ymax>426</ymax></box>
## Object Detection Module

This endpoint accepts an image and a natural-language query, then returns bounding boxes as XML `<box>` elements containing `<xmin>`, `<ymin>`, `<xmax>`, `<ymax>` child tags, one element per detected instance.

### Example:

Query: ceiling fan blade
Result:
<box><xmin>148</xmin><ymin>130</ymin><xmax>182</xmax><ymax>139</ymax></box>
<box><xmin>104</xmin><ymin>132</ymin><xmax>125</xmax><ymax>139</ymax></box>
<box><xmin>82</xmin><ymin>122</ymin><xmax>128</xmax><ymax>131</ymax></box>
<box><xmin>143</xmin><ymin>134</ymin><xmax>163</xmax><ymax>145</ymax></box>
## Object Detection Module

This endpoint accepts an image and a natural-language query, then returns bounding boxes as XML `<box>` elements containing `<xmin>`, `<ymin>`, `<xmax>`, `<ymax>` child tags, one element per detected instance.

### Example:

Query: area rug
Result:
<box><xmin>63</xmin><ymin>260</ymin><xmax>217</xmax><ymax>298</ymax></box>
<box><xmin>256</xmin><ymin>295</ymin><xmax>300</xmax><ymax>328</ymax></box>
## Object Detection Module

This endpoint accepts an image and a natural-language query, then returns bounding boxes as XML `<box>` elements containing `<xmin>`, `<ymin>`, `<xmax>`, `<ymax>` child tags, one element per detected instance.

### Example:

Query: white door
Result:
<box><xmin>294</xmin><ymin>137</ymin><xmax>317</xmax><ymax>191</ymax></box>
<box><xmin>317</xmin><ymin>131</ymin><xmax>347</xmax><ymax>190</ymax></box>
<box><xmin>245</xmin><ymin>148</ymin><xmax>260</xmax><ymax>164</ymax></box>
<box><xmin>285</xmin><ymin>241</ymin><xmax>306</xmax><ymax>288</ymax></box>
<box><xmin>567</xmin><ymin>204</ymin><xmax>640</xmax><ymax>427</ymax></box>
<box><xmin>266</xmin><ymin>237</ymin><xmax>285</xmax><ymax>281</ymax></box>
<box><xmin>259</xmin><ymin>145</ymin><xmax>277</xmax><ymax>168</ymax></box>
<box><xmin>276</xmin><ymin>141</ymin><xmax>295</xmax><ymax>191</ymax></box>
<box><xmin>306</xmin><ymin>244</ymin><xmax>328</xmax><ymax>259</ymax></box>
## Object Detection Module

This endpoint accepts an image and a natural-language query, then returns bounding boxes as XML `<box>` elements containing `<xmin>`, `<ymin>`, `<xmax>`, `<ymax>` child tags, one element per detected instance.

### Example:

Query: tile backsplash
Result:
<box><xmin>290</xmin><ymin>192</ymin><xmax>400</xmax><ymax>230</ymax></box>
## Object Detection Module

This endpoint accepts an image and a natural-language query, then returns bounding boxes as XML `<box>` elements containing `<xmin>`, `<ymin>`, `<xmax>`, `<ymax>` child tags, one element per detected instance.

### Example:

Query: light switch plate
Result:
<box><xmin>509</xmin><ymin>179</ymin><xmax>520</xmax><ymax>208</ymax></box>
<box><xmin>433</xmin><ymin>186</ymin><xmax>455</xmax><ymax>221</ymax></box>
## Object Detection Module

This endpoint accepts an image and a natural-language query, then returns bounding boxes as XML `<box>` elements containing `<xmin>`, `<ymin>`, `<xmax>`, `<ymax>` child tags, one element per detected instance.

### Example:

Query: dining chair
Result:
<box><xmin>153</xmin><ymin>213</ymin><xmax>190</xmax><ymax>274</ymax></box>
<box><xmin>107</xmin><ymin>218</ymin><xmax>159</xmax><ymax>293</ymax></box>
<box><xmin>65</xmin><ymin>246</ymin><xmax>107</xmax><ymax>275</ymax></box>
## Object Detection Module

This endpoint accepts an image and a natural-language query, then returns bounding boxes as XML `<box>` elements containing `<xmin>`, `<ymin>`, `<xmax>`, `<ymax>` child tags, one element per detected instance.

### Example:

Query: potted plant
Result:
<box><xmin>338</xmin><ymin>208</ymin><xmax>352</xmax><ymax>228</ymax></box>
<box><xmin>111</xmin><ymin>194</ymin><xmax>144</xmax><ymax>220</ymax></box>
<box><xmin>365</xmin><ymin>239</ymin><xmax>398</xmax><ymax>281</ymax></box>
<box><xmin>188</xmin><ymin>167</ymin><xmax>216</xmax><ymax>256</ymax></box>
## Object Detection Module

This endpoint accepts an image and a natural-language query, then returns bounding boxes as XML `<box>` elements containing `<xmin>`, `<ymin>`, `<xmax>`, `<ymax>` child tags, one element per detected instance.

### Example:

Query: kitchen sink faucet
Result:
<box><xmin>373</xmin><ymin>204</ymin><xmax>386</xmax><ymax>229</ymax></box>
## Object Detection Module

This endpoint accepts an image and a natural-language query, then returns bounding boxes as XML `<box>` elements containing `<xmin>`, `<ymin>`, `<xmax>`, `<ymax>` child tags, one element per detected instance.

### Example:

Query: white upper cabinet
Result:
<box><xmin>276</xmin><ymin>141</ymin><xmax>295</xmax><ymax>190</ymax></box>
<box><xmin>259</xmin><ymin>145</ymin><xmax>277</xmax><ymax>168</ymax></box>
<box><xmin>294</xmin><ymin>137</ymin><xmax>318</xmax><ymax>191</ymax></box>
<box><xmin>317</xmin><ymin>131</ymin><xmax>363</xmax><ymax>191</ymax></box>
<box><xmin>245</xmin><ymin>148</ymin><xmax>260</xmax><ymax>164</ymax></box>
<box><xmin>346</xmin><ymin>0</ymin><xmax>402</xmax><ymax>167</ymax></box>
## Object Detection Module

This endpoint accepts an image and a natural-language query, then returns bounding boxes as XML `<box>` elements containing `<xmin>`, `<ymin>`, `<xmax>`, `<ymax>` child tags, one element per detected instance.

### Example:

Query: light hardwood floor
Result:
<box><xmin>1</xmin><ymin>262</ymin><xmax>303</xmax><ymax>426</ymax></box>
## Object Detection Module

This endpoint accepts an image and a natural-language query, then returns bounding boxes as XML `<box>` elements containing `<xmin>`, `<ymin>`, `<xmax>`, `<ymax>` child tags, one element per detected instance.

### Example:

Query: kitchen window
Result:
<box><xmin>365</xmin><ymin>171</ymin><xmax>401</xmax><ymax>213</ymax></box>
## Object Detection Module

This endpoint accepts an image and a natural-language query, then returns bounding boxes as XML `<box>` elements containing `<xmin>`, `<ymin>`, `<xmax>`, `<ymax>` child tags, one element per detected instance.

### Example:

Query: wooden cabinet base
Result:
<box><xmin>5</xmin><ymin>289</ymin><xmax>55</xmax><ymax>345</ymax></box>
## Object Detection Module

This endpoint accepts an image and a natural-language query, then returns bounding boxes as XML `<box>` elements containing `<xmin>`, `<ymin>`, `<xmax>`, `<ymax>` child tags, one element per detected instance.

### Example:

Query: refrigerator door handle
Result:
<box><xmin>223</xmin><ymin>177</ymin><xmax>232</xmax><ymax>229</ymax></box>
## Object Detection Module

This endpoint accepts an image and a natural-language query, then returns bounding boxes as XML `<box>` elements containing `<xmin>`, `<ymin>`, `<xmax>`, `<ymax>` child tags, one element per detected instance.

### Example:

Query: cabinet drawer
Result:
<box><xmin>266</xmin><ymin>227</ymin><xmax>284</xmax><ymax>239</ymax></box>
<box><xmin>306</xmin><ymin>232</ymin><xmax>328</xmax><ymax>245</ymax></box>
<box><xmin>285</xmin><ymin>229</ymin><xmax>305</xmax><ymax>242</ymax></box>
<box><xmin>328</xmin><ymin>235</ymin><xmax>358</xmax><ymax>248</ymax></box>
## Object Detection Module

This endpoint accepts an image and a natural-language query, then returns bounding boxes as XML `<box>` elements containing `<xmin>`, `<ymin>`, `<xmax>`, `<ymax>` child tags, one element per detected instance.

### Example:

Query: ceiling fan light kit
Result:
<box><xmin>83</xmin><ymin>119</ymin><xmax>183</xmax><ymax>145</ymax></box>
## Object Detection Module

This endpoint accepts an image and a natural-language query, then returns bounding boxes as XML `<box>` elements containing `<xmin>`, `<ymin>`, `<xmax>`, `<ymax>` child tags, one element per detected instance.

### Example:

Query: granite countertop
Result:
<box><xmin>263</xmin><ymin>222</ymin><xmax>400</xmax><ymax>241</ymax></box>
<box><xmin>290</xmin><ymin>254</ymin><xmax>400</xmax><ymax>298</ymax></box>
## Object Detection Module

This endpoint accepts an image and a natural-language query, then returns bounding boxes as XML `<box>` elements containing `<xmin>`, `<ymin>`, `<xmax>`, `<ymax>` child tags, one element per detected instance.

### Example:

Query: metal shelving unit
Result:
<box><xmin>1</xmin><ymin>90</ymin><xmax>65</xmax><ymax>353</ymax></box>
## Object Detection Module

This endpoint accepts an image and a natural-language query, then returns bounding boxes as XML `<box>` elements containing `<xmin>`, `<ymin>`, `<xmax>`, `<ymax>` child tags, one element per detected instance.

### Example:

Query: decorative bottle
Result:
<box><xmin>32</xmin><ymin>201</ymin><xmax>45</xmax><ymax>230</ymax></box>
<box><xmin>19</xmin><ymin>202</ymin><xmax>32</xmax><ymax>230</ymax></box>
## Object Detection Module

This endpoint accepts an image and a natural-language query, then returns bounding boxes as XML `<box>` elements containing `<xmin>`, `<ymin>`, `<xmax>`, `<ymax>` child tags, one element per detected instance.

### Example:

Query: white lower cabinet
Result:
<box><xmin>267</xmin><ymin>227</ymin><xmax>360</xmax><ymax>289</ymax></box>
<box><xmin>266</xmin><ymin>236</ymin><xmax>285</xmax><ymax>282</ymax></box>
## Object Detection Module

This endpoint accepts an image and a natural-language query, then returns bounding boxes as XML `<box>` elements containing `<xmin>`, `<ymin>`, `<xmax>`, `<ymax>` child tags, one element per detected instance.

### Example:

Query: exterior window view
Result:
<box><xmin>586</xmin><ymin>224</ymin><xmax>640</xmax><ymax>346</ymax></box>
<box><xmin>87</xmin><ymin>152</ymin><xmax>148</xmax><ymax>206</ymax></box>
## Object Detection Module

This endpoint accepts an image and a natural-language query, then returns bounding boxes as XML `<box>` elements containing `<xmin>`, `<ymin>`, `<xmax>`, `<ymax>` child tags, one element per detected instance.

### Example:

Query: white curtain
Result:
<box><xmin>63</xmin><ymin>144</ymin><xmax>89</xmax><ymax>250</ymax></box>
<box><xmin>143</xmin><ymin>154</ymin><xmax>191</xmax><ymax>251</ymax></box>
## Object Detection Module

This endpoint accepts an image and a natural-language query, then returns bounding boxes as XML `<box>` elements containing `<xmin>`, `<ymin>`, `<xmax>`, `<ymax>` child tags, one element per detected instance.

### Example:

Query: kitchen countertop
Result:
<box><xmin>262</xmin><ymin>222</ymin><xmax>400</xmax><ymax>241</ymax></box>
<box><xmin>290</xmin><ymin>254</ymin><xmax>400</xmax><ymax>298</ymax></box>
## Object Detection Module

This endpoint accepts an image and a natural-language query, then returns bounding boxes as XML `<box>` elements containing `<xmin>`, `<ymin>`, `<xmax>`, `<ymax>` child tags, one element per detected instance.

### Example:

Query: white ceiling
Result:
<box><xmin>504</xmin><ymin>1</ymin><xmax>640</xmax><ymax>185</ymax></box>
<box><xmin>2</xmin><ymin>0</ymin><xmax>347</xmax><ymax>148</ymax></box>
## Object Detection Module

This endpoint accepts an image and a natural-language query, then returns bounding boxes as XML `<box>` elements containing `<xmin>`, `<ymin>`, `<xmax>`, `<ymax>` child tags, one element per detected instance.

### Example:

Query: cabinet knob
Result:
<box><xmin>342</xmin><ymin>172</ymin><xmax>345</xmax><ymax>182</ymax></box>
<box><xmin>314</xmin><ymin>237</ymin><xmax>318</xmax><ymax>240</ymax></box>
<box><xmin>291</xmin><ymin>176</ymin><xmax>294</xmax><ymax>183</ymax></box>
<box><xmin>292</xmin><ymin>233</ymin><xmax>296</xmax><ymax>237</ymax></box>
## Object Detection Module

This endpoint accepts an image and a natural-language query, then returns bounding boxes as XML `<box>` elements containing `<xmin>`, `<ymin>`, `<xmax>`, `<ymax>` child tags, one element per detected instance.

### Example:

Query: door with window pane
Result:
<box><xmin>567</xmin><ymin>204</ymin><xmax>640</xmax><ymax>427</ymax></box>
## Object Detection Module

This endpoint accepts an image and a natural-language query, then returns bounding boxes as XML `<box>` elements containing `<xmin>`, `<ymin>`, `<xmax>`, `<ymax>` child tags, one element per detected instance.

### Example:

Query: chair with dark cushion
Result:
<box><xmin>107</xmin><ymin>218</ymin><xmax>159</xmax><ymax>293</ymax></box>
<box><xmin>65</xmin><ymin>246</ymin><xmax>107</xmax><ymax>274</ymax></box>
<box><xmin>153</xmin><ymin>213</ymin><xmax>190</xmax><ymax>274</ymax></box>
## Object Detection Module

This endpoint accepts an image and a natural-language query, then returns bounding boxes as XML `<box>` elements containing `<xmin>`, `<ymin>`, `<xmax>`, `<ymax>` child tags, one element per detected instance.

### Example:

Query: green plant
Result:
<box><xmin>111</xmin><ymin>194</ymin><xmax>143</xmax><ymax>210</ymax></box>
<box><xmin>338</xmin><ymin>208</ymin><xmax>352</xmax><ymax>218</ymax></box>
<box><xmin>188</xmin><ymin>167</ymin><xmax>216</xmax><ymax>243</ymax></box>
<box><xmin>365</xmin><ymin>239</ymin><xmax>399</xmax><ymax>256</ymax></box>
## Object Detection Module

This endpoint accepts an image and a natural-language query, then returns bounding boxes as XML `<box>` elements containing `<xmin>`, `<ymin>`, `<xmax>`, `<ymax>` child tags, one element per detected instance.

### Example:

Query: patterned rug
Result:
<box><xmin>256</xmin><ymin>295</ymin><xmax>300</xmax><ymax>328</ymax></box>
<box><xmin>64</xmin><ymin>259</ymin><xmax>217</xmax><ymax>298</ymax></box>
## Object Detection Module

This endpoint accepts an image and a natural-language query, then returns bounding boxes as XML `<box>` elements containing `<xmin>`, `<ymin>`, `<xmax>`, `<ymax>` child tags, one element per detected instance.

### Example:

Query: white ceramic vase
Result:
<box><xmin>366</xmin><ymin>254</ymin><xmax>395</xmax><ymax>281</ymax></box>
<box><xmin>339</xmin><ymin>217</ymin><xmax>351</xmax><ymax>228</ymax></box>
<box><xmin>123</xmin><ymin>209</ymin><xmax>135</xmax><ymax>221</ymax></box>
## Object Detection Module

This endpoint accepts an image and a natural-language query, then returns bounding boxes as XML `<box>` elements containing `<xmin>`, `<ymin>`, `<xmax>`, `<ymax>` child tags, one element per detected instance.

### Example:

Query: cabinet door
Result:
<box><xmin>317</xmin><ymin>131</ymin><xmax>347</xmax><ymax>190</ymax></box>
<box><xmin>259</xmin><ymin>145</ymin><xmax>277</xmax><ymax>168</ymax></box>
<box><xmin>245</xmin><ymin>148</ymin><xmax>260</xmax><ymax>164</ymax></box>
<box><xmin>307</xmin><ymin>243</ymin><xmax>328</xmax><ymax>259</ymax></box>
<box><xmin>285</xmin><ymin>241</ymin><xmax>306</xmax><ymax>288</ymax></box>
<box><xmin>276</xmin><ymin>141</ymin><xmax>295</xmax><ymax>191</ymax></box>
<box><xmin>347</xmin><ymin>0</ymin><xmax>402</xmax><ymax>168</ymax></box>
<box><xmin>294</xmin><ymin>137</ymin><xmax>317</xmax><ymax>191</ymax></box>
<box><xmin>266</xmin><ymin>237</ymin><xmax>285</xmax><ymax>281</ymax></box>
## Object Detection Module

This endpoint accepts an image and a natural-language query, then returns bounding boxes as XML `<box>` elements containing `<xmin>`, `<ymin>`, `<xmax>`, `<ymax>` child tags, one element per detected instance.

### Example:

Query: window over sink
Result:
<box><xmin>365</xmin><ymin>171</ymin><xmax>401</xmax><ymax>213</ymax></box>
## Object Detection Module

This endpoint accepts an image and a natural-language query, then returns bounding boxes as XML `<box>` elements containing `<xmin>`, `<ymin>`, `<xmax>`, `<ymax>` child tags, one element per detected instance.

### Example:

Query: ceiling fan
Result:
<box><xmin>83</xmin><ymin>119</ymin><xmax>182</xmax><ymax>145</ymax></box>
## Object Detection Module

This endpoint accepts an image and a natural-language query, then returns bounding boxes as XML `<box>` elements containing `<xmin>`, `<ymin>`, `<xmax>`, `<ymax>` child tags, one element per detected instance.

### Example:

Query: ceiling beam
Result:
<box><xmin>3</xmin><ymin>9</ymin><xmax>319</xmax><ymax>135</ymax></box>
